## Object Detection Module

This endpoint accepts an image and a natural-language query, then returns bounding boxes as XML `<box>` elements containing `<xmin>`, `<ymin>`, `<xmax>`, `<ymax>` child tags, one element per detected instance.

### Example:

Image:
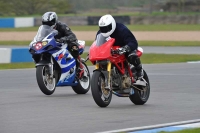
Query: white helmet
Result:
<box><xmin>98</xmin><ymin>14</ymin><xmax>116</xmax><ymax>37</ymax></box>
<box><xmin>42</xmin><ymin>12</ymin><xmax>58</xmax><ymax>28</ymax></box>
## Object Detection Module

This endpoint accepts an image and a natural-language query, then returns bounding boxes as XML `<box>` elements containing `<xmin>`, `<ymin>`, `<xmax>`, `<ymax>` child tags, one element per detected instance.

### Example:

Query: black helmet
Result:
<box><xmin>42</xmin><ymin>12</ymin><xmax>58</xmax><ymax>27</ymax></box>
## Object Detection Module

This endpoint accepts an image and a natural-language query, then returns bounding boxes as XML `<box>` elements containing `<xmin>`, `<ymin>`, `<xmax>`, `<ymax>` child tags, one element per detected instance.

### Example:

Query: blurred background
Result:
<box><xmin>1</xmin><ymin>0</ymin><xmax>200</xmax><ymax>16</ymax></box>
<box><xmin>1</xmin><ymin>0</ymin><xmax>200</xmax><ymax>26</ymax></box>
<box><xmin>0</xmin><ymin>0</ymin><xmax>200</xmax><ymax>67</ymax></box>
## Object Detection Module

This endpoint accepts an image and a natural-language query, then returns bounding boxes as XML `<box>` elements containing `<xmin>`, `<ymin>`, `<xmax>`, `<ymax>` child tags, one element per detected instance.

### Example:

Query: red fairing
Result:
<box><xmin>89</xmin><ymin>38</ymin><xmax>115</xmax><ymax>63</ymax></box>
<box><xmin>89</xmin><ymin>37</ymin><xmax>143</xmax><ymax>67</ymax></box>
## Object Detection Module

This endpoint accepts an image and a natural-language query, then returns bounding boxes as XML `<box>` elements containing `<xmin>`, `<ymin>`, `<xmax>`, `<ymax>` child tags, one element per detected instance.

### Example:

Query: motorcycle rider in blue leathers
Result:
<box><xmin>96</xmin><ymin>14</ymin><xmax>143</xmax><ymax>79</ymax></box>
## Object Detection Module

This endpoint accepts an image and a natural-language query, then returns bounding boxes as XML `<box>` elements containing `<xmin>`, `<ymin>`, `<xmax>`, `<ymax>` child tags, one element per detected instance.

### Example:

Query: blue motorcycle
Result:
<box><xmin>29</xmin><ymin>25</ymin><xmax>90</xmax><ymax>95</ymax></box>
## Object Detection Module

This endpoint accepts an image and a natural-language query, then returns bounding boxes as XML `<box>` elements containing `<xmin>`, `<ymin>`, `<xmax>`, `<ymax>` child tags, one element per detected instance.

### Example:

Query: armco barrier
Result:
<box><xmin>15</xmin><ymin>17</ymin><xmax>34</xmax><ymax>28</ymax></box>
<box><xmin>0</xmin><ymin>18</ymin><xmax>15</xmax><ymax>28</ymax></box>
<box><xmin>0</xmin><ymin>17</ymin><xmax>34</xmax><ymax>28</ymax></box>
<box><xmin>1</xmin><ymin>15</ymin><xmax>200</xmax><ymax>28</ymax></box>
<box><xmin>87</xmin><ymin>16</ymin><xmax>130</xmax><ymax>25</ymax></box>
<box><xmin>0</xmin><ymin>48</ymin><xmax>32</xmax><ymax>63</ymax></box>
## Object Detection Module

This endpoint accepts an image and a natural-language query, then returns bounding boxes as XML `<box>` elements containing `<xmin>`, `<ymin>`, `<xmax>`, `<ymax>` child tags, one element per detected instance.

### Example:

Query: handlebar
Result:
<box><xmin>111</xmin><ymin>48</ymin><xmax>126</xmax><ymax>55</ymax></box>
<box><xmin>111</xmin><ymin>49</ymin><xmax>118</xmax><ymax>55</ymax></box>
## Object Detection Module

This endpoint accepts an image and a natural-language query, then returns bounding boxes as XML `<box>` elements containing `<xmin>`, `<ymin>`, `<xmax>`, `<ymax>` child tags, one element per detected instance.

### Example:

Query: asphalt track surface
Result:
<box><xmin>1</xmin><ymin>63</ymin><xmax>200</xmax><ymax>133</ymax></box>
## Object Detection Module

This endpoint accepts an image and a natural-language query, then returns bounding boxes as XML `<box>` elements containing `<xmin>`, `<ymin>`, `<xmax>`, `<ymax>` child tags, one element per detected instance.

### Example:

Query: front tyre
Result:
<box><xmin>36</xmin><ymin>65</ymin><xmax>57</xmax><ymax>95</ymax></box>
<box><xmin>129</xmin><ymin>70</ymin><xmax>150</xmax><ymax>105</ymax></box>
<box><xmin>72</xmin><ymin>61</ymin><xmax>90</xmax><ymax>94</ymax></box>
<box><xmin>91</xmin><ymin>71</ymin><xmax>112</xmax><ymax>107</ymax></box>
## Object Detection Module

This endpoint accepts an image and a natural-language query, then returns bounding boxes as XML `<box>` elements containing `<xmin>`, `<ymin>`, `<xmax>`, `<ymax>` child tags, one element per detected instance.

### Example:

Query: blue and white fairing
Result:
<box><xmin>29</xmin><ymin>25</ymin><xmax>86</xmax><ymax>87</ymax></box>
<box><xmin>52</xmin><ymin>45</ymin><xmax>77</xmax><ymax>86</ymax></box>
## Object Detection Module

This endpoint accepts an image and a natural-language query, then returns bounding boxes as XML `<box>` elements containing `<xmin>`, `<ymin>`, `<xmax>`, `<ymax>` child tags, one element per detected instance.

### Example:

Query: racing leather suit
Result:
<box><xmin>54</xmin><ymin>21</ymin><xmax>84</xmax><ymax>76</ymax></box>
<box><xmin>97</xmin><ymin>22</ymin><xmax>143</xmax><ymax>79</ymax></box>
<box><xmin>54</xmin><ymin>21</ymin><xmax>79</xmax><ymax>58</ymax></box>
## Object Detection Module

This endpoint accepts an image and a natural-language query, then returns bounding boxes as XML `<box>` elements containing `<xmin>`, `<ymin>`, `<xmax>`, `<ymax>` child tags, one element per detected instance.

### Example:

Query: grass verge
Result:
<box><xmin>1</xmin><ymin>53</ymin><xmax>200</xmax><ymax>69</ymax></box>
<box><xmin>1</xmin><ymin>24</ymin><xmax>200</xmax><ymax>31</ymax></box>
<box><xmin>1</xmin><ymin>41</ymin><xmax>200</xmax><ymax>47</ymax></box>
<box><xmin>159</xmin><ymin>128</ymin><xmax>200</xmax><ymax>133</ymax></box>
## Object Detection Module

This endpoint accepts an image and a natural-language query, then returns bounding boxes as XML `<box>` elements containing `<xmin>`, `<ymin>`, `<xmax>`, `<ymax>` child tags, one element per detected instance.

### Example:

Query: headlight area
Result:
<box><xmin>45</xmin><ymin>45</ymin><xmax>54</xmax><ymax>50</ymax></box>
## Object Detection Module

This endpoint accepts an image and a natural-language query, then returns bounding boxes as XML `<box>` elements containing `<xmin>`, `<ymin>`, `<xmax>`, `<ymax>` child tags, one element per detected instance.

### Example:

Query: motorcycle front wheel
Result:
<box><xmin>91</xmin><ymin>71</ymin><xmax>112</xmax><ymax>107</ymax></box>
<box><xmin>36</xmin><ymin>65</ymin><xmax>58</xmax><ymax>95</ymax></box>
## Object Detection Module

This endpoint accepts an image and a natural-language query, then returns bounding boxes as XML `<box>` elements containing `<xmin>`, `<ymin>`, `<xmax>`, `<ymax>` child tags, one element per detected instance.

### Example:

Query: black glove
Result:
<box><xmin>117</xmin><ymin>45</ymin><xmax>131</xmax><ymax>55</ymax></box>
<box><xmin>58</xmin><ymin>37</ymin><xmax>68</xmax><ymax>43</ymax></box>
<box><xmin>70</xmin><ymin>42</ymin><xmax>79</xmax><ymax>51</ymax></box>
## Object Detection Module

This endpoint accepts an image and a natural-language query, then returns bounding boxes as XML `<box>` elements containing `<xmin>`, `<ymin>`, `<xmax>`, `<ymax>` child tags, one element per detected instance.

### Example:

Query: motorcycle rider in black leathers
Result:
<box><xmin>97</xmin><ymin>14</ymin><xmax>143</xmax><ymax>79</ymax></box>
<box><xmin>41</xmin><ymin>12</ymin><xmax>85</xmax><ymax>79</ymax></box>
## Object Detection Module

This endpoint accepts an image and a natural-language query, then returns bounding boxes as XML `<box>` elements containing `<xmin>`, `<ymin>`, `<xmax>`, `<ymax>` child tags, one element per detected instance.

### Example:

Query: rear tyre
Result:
<box><xmin>91</xmin><ymin>71</ymin><xmax>112</xmax><ymax>107</ymax></box>
<box><xmin>129</xmin><ymin>70</ymin><xmax>150</xmax><ymax>105</ymax></box>
<box><xmin>72</xmin><ymin>61</ymin><xmax>90</xmax><ymax>94</ymax></box>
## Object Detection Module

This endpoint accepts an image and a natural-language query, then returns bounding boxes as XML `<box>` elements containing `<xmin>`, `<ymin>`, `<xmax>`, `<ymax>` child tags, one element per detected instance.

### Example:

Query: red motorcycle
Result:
<box><xmin>89</xmin><ymin>34</ymin><xmax>150</xmax><ymax>107</ymax></box>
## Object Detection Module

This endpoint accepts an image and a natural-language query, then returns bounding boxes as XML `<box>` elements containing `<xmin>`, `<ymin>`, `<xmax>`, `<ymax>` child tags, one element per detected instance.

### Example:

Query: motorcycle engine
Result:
<box><xmin>111</xmin><ymin>67</ymin><xmax>122</xmax><ymax>88</ymax></box>
<box><xmin>121</xmin><ymin>74</ymin><xmax>132</xmax><ymax>89</ymax></box>
<box><xmin>111</xmin><ymin>67</ymin><xmax>132</xmax><ymax>89</ymax></box>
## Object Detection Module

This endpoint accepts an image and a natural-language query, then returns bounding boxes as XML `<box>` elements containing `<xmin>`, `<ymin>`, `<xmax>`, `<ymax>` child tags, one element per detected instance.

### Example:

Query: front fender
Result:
<box><xmin>35</xmin><ymin>60</ymin><xmax>51</xmax><ymax>67</ymax></box>
<box><xmin>93</xmin><ymin>69</ymin><xmax>109</xmax><ymax>86</ymax></box>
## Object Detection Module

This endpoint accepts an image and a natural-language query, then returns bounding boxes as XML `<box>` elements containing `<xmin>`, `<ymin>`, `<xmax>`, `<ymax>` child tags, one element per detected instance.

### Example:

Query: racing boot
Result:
<box><xmin>76</xmin><ymin>56</ymin><xmax>88</xmax><ymax>82</ymax></box>
<box><xmin>135</xmin><ymin>64</ymin><xmax>143</xmax><ymax>79</ymax></box>
<box><xmin>133</xmin><ymin>57</ymin><xmax>148</xmax><ymax>86</ymax></box>
<box><xmin>132</xmin><ymin>57</ymin><xmax>144</xmax><ymax>80</ymax></box>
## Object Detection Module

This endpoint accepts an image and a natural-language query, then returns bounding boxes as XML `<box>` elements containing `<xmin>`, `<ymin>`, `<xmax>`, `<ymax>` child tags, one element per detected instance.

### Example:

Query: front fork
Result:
<box><xmin>44</xmin><ymin>56</ymin><xmax>54</xmax><ymax>78</ymax></box>
<box><xmin>95</xmin><ymin>62</ymin><xmax>111</xmax><ymax>90</ymax></box>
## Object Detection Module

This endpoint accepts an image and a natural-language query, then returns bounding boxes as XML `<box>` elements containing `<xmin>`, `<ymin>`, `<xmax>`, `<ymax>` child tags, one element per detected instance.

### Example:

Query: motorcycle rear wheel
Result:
<box><xmin>72</xmin><ymin>61</ymin><xmax>90</xmax><ymax>94</ymax></box>
<box><xmin>129</xmin><ymin>70</ymin><xmax>150</xmax><ymax>105</ymax></box>
<box><xmin>91</xmin><ymin>71</ymin><xmax>112</xmax><ymax>107</ymax></box>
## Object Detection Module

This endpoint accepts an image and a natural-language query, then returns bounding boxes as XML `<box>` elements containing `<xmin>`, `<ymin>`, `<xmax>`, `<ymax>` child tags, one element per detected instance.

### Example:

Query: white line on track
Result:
<box><xmin>97</xmin><ymin>119</ymin><xmax>200</xmax><ymax>133</ymax></box>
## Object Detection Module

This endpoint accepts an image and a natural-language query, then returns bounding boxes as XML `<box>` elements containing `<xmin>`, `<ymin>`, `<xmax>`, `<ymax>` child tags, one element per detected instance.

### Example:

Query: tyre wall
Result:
<box><xmin>0</xmin><ymin>48</ymin><xmax>32</xmax><ymax>63</ymax></box>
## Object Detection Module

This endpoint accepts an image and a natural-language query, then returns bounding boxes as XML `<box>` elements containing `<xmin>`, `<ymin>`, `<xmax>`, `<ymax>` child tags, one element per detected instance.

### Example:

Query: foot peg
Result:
<box><xmin>133</xmin><ymin>79</ymin><xmax>146</xmax><ymax>86</ymax></box>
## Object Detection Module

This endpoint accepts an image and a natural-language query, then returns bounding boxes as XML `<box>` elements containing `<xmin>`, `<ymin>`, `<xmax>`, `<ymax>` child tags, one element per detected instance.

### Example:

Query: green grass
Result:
<box><xmin>138</xmin><ymin>41</ymin><xmax>200</xmax><ymax>47</ymax></box>
<box><xmin>159</xmin><ymin>128</ymin><xmax>200</xmax><ymax>133</ymax></box>
<box><xmin>1</xmin><ymin>53</ymin><xmax>200</xmax><ymax>69</ymax></box>
<box><xmin>1</xmin><ymin>24</ymin><xmax>200</xmax><ymax>31</ymax></box>
<box><xmin>87</xmin><ymin>41</ymin><xmax>200</xmax><ymax>47</ymax></box>
<box><xmin>71</xmin><ymin>24</ymin><xmax>200</xmax><ymax>31</ymax></box>
<box><xmin>1</xmin><ymin>41</ymin><xmax>200</xmax><ymax>47</ymax></box>
<box><xmin>0</xmin><ymin>62</ymin><xmax>35</xmax><ymax>69</ymax></box>
<box><xmin>0</xmin><ymin>27</ymin><xmax>39</xmax><ymax>32</ymax></box>
<box><xmin>0</xmin><ymin>41</ymin><xmax>31</xmax><ymax>46</ymax></box>
<box><xmin>85</xmin><ymin>41</ymin><xmax>200</xmax><ymax>47</ymax></box>
<box><xmin>140</xmin><ymin>54</ymin><xmax>200</xmax><ymax>64</ymax></box>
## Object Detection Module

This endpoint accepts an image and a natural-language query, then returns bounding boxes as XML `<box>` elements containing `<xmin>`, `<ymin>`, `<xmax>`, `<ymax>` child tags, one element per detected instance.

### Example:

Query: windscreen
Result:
<box><xmin>95</xmin><ymin>34</ymin><xmax>108</xmax><ymax>46</ymax></box>
<box><xmin>35</xmin><ymin>25</ymin><xmax>54</xmax><ymax>41</ymax></box>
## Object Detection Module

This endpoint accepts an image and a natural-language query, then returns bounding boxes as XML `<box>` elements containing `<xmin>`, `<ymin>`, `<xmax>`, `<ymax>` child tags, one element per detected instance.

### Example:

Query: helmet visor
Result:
<box><xmin>99</xmin><ymin>23</ymin><xmax>112</xmax><ymax>33</ymax></box>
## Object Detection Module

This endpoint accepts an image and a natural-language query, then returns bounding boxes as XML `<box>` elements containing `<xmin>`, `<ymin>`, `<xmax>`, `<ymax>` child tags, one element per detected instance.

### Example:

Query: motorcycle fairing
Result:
<box><xmin>89</xmin><ymin>38</ymin><xmax>115</xmax><ymax>63</ymax></box>
<box><xmin>52</xmin><ymin>48</ymin><xmax>77</xmax><ymax>86</ymax></box>
<box><xmin>30</xmin><ymin>32</ymin><xmax>61</xmax><ymax>55</ymax></box>
<box><xmin>30</xmin><ymin>25</ymin><xmax>79</xmax><ymax>87</ymax></box>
